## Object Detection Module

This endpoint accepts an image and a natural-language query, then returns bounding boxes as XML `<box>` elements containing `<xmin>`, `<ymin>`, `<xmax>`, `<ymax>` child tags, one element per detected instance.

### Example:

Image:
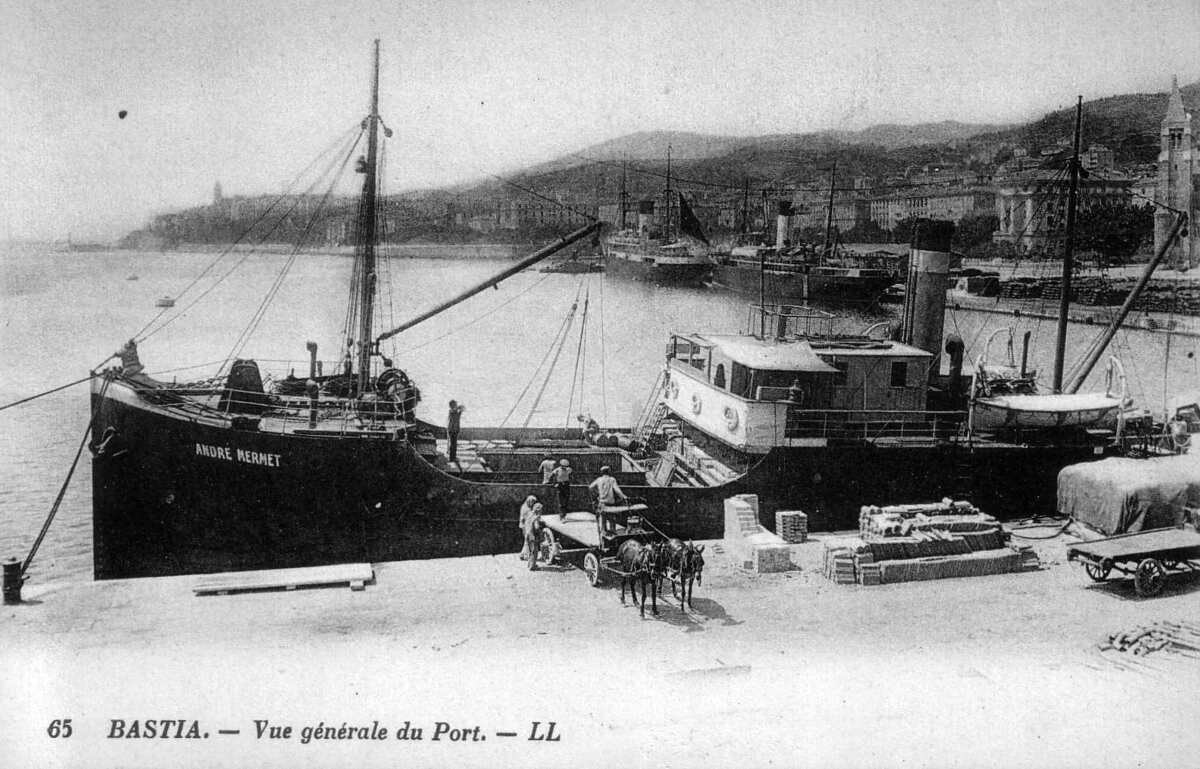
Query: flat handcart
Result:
<box><xmin>537</xmin><ymin>503</ymin><xmax>660</xmax><ymax>586</ymax></box>
<box><xmin>1066</xmin><ymin>525</ymin><xmax>1200</xmax><ymax>597</ymax></box>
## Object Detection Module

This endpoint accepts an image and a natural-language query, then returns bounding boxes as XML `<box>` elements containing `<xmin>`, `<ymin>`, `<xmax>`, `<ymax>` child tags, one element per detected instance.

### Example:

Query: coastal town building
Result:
<box><xmin>869</xmin><ymin>187</ymin><xmax>995</xmax><ymax>231</ymax></box>
<box><xmin>1155</xmin><ymin>76</ymin><xmax>1198</xmax><ymax>269</ymax></box>
<box><xmin>992</xmin><ymin>170</ymin><xmax>1132</xmax><ymax>252</ymax></box>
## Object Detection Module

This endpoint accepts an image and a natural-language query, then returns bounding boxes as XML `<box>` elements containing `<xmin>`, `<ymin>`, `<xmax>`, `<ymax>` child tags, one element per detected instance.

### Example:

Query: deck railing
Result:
<box><xmin>775</xmin><ymin>407</ymin><xmax>967</xmax><ymax>443</ymax></box>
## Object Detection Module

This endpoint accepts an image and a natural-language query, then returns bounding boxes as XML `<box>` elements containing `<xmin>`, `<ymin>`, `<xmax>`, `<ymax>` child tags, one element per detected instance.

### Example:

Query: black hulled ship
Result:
<box><xmin>87</xmin><ymin>57</ymin><xmax>1157</xmax><ymax>581</ymax></box>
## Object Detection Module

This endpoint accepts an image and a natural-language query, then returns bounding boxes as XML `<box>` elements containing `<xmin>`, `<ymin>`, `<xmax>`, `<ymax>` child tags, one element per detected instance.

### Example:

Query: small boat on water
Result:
<box><xmin>155</xmin><ymin>296</ymin><xmax>175</xmax><ymax>308</ymax></box>
<box><xmin>126</xmin><ymin>274</ymin><xmax>139</xmax><ymax>281</ymax></box>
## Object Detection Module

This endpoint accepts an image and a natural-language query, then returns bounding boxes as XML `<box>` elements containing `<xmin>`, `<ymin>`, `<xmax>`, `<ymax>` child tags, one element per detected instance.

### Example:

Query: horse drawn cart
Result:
<box><xmin>1066</xmin><ymin>526</ymin><xmax>1200</xmax><ymax>597</ymax></box>
<box><xmin>538</xmin><ymin>503</ymin><xmax>658</xmax><ymax>587</ymax></box>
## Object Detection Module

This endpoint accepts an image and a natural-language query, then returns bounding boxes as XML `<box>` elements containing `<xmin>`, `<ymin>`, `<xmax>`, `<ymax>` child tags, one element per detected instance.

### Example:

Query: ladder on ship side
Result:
<box><xmin>639</xmin><ymin>402</ymin><xmax>672</xmax><ymax>443</ymax></box>
<box><xmin>947</xmin><ymin>433</ymin><xmax>976</xmax><ymax>500</ymax></box>
<box><xmin>633</xmin><ymin>369</ymin><xmax>670</xmax><ymax>443</ymax></box>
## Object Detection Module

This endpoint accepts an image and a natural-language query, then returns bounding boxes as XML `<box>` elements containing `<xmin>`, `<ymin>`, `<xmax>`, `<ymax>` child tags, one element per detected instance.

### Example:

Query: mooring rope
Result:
<box><xmin>22</xmin><ymin>375</ymin><xmax>112</xmax><ymax>577</ymax></box>
<box><xmin>0</xmin><ymin>374</ymin><xmax>98</xmax><ymax>413</ymax></box>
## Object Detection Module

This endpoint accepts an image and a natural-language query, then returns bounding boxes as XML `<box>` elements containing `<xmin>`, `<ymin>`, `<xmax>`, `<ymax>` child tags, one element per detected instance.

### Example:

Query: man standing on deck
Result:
<box><xmin>115</xmin><ymin>339</ymin><xmax>144</xmax><ymax>376</ymax></box>
<box><xmin>446</xmin><ymin>400</ymin><xmax>464</xmax><ymax>462</ymax></box>
<box><xmin>539</xmin><ymin>455</ymin><xmax>557</xmax><ymax>485</ymax></box>
<box><xmin>589</xmin><ymin>465</ymin><xmax>627</xmax><ymax>509</ymax></box>
<box><xmin>551</xmin><ymin>459</ymin><xmax>573</xmax><ymax>515</ymax></box>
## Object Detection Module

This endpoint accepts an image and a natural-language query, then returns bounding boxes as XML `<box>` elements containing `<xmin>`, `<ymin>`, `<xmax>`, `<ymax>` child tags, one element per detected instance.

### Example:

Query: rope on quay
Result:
<box><xmin>1007</xmin><ymin>515</ymin><xmax>1074</xmax><ymax>540</ymax></box>
<box><xmin>17</xmin><ymin>376</ymin><xmax>112</xmax><ymax>591</ymax></box>
<box><xmin>0</xmin><ymin>373</ymin><xmax>98</xmax><ymax>413</ymax></box>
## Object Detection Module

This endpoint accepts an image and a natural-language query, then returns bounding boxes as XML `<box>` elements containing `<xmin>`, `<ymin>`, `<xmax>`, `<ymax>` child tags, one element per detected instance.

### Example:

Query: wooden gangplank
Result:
<box><xmin>193</xmin><ymin>563</ymin><xmax>374</xmax><ymax>596</ymax></box>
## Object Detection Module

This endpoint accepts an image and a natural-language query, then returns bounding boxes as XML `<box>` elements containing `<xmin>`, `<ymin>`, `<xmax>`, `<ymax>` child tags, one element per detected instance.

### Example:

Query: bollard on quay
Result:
<box><xmin>3</xmin><ymin>558</ymin><xmax>24</xmax><ymax>604</ymax></box>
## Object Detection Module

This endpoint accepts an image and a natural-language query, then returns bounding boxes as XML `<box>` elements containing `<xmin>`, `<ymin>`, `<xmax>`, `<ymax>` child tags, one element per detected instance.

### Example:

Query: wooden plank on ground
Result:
<box><xmin>193</xmin><ymin>563</ymin><xmax>375</xmax><ymax>596</ymax></box>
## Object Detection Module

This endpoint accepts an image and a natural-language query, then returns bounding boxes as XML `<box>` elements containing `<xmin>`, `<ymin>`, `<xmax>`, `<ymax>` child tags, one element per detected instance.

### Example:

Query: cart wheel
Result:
<box><xmin>539</xmin><ymin>529</ymin><xmax>560</xmax><ymax>565</ymax></box>
<box><xmin>1085</xmin><ymin>560</ymin><xmax>1111</xmax><ymax>582</ymax></box>
<box><xmin>1133</xmin><ymin>558</ymin><xmax>1167</xmax><ymax>597</ymax></box>
<box><xmin>583</xmin><ymin>552</ymin><xmax>602</xmax><ymax>587</ymax></box>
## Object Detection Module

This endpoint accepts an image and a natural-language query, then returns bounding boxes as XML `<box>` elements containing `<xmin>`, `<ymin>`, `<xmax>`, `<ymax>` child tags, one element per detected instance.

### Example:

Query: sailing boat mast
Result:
<box><xmin>1051</xmin><ymin>96</ymin><xmax>1083</xmax><ymax>393</ymax></box>
<box><xmin>356</xmin><ymin>39</ymin><xmax>382</xmax><ymax>396</ymax></box>
<box><xmin>821</xmin><ymin>160</ymin><xmax>838</xmax><ymax>264</ymax></box>
<box><xmin>665</xmin><ymin>144</ymin><xmax>673</xmax><ymax>243</ymax></box>
<box><xmin>619</xmin><ymin>155</ymin><xmax>628</xmax><ymax>230</ymax></box>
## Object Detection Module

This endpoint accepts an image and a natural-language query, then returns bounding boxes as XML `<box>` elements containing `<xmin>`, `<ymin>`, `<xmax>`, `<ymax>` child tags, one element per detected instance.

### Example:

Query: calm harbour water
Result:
<box><xmin>2</xmin><ymin>243</ymin><xmax>1198</xmax><ymax>585</ymax></box>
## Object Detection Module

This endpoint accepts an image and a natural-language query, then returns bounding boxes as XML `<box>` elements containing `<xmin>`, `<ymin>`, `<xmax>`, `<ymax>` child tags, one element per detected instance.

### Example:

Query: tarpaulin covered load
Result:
<box><xmin>1057</xmin><ymin>455</ymin><xmax>1200</xmax><ymax>535</ymax></box>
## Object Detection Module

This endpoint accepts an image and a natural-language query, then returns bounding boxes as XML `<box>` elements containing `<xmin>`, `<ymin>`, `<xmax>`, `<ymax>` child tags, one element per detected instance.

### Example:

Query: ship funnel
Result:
<box><xmin>901</xmin><ymin>219</ymin><xmax>955</xmax><ymax>379</ymax></box>
<box><xmin>638</xmin><ymin>200</ymin><xmax>655</xmax><ymax>235</ymax></box>
<box><xmin>775</xmin><ymin>201</ymin><xmax>794</xmax><ymax>248</ymax></box>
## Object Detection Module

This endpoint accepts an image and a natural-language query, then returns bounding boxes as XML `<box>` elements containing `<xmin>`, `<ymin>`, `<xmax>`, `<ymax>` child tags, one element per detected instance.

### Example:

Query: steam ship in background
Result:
<box><xmin>711</xmin><ymin>201</ymin><xmax>899</xmax><ymax>305</ymax></box>
<box><xmin>712</xmin><ymin>165</ymin><xmax>900</xmax><ymax>305</ymax></box>
<box><xmin>601</xmin><ymin>148</ymin><xmax>713</xmax><ymax>284</ymax></box>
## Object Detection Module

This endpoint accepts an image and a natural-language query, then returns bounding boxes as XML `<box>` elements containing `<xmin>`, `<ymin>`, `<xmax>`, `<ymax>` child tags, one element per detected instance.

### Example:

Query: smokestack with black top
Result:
<box><xmin>638</xmin><ymin>200</ymin><xmax>655</xmax><ymax>235</ymax></box>
<box><xmin>776</xmin><ymin>201</ymin><xmax>794</xmax><ymax>249</ymax></box>
<box><xmin>902</xmin><ymin>219</ymin><xmax>955</xmax><ymax>380</ymax></box>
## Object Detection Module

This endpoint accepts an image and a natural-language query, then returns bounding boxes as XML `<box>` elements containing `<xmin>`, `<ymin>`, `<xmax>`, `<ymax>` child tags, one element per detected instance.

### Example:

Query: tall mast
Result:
<box><xmin>356</xmin><ymin>39</ymin><xmax>382</xmax><ymax>396</ymax></box>
<box><xmin>1052</xmin><ymin>95</ymin><xmax>1082</xmax><ymax>393</ymax></box>
<box><xmin>619</xmin><ymin>156</ymin><xmax>628</xmax><ymax>230</ymax></box>
<box><xmin>665</xmin><ymin>144</ymin><xmax>673</xmax><ymax>242</ymax></box>
<box><xmin>741</xmin><ymin>178</ymin><xmax>749</xmax><ymax>235</ymax></box>
<box><xmin>822</xmin><ymin>160</ymin><xmax>838</xmax><ymax>263</ymax></box>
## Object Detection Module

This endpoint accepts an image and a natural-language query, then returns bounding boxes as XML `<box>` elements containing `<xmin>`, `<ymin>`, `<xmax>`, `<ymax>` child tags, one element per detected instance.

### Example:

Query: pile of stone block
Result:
<box><xmin>724</xmin><ymin>495</ymin><xmax>795</xmax><ymax>573</ymax></box>
<box><xmin>775</xmin><ymin>510</ymin><xmax>808</xmax><ymax>543</ymax></box>
<box><xmin>823</xmin><ymin>499</ymin><xmax>1039</xmax><ymax>586</ymax></box>
<box><xmin>822</xmin><ymin>541</ymin><xmax>859</xmax><ymax>584</ymax></box>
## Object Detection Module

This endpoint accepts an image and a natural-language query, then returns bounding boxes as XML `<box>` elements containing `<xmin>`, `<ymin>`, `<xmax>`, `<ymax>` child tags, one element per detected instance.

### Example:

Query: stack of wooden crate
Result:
<box><xmin>775</xmin><ymin>510</ymin><xmax>808</xmax><ymax>543</ymax></box>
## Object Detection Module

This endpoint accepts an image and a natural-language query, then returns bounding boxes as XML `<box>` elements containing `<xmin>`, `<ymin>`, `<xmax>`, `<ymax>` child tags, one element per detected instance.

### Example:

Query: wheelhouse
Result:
<box><xmin>662</xmin><ymin>305</ymin><xmax>942</xmax><ymax>450</ymax></box>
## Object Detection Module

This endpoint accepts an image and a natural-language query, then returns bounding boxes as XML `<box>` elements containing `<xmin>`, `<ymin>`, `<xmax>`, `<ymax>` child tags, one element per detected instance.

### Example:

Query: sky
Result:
<box><xmin>1</xmin><ymin>0</ymin><xmax>1197</xmax><ymax>241</ymax></box>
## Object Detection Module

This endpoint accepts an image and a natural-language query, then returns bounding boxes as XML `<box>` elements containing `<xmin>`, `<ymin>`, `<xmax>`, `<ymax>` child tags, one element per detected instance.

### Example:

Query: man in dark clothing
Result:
<box><xmin>551</xmin><ymin>459</ymin><xmax>573</xmax><ymax>515</ymax></box>
<box><xmin>447</xmin><ymin>400</ymin><xmax>464</xmax><ymax>462</ymax></box>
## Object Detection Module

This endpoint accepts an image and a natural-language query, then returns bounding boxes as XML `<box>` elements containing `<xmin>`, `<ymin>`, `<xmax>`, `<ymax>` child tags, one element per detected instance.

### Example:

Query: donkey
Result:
<box><xmin>664</xmin><ymin>539</ymin><xmax>706</xmax><ymax>611</ymax></box>
<box><xmin>617</xmin><ymin>539</ymin><xmax>664</xmax><ymax>617</ymax></box>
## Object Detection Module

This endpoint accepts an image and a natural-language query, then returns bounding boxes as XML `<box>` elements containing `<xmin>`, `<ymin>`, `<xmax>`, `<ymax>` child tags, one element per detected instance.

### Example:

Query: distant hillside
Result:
<box><xmin>974</xmin><ymin>82</ymin><xmax>1200</xmax><ymax>163</ymax></box>
<box><xmin>509</xmin><ymin>120</ymin><xmax>1012</xmax><ymax>200</ymax></box>
<box><xmin>490</xmin><ymin>83</ymin><xmax>1199</xmax><ymax>203</ymax></box>
<box><xmin>824</xmin><ymin>120</ymin><xmax>1013</xmax><ymax>149</ymax></box>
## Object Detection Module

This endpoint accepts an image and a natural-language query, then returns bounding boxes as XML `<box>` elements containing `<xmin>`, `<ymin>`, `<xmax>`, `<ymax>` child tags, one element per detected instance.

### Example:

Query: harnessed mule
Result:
<box><xmin>617</xmin><ymin>539</ymin><xmax>664</xmax><ymax>617</ymax></box>
<box><xmin>663</xmin><ymin>539</ymin><xmax>706</xmax><ymax>611</ymax></box>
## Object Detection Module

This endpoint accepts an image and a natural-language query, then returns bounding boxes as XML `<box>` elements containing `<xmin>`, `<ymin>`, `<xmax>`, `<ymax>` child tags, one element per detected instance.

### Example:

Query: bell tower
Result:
<box><xmin>1155</xmin><ymin>76</ymin><xmax>1196</xmax><ymax>268</ymax></box>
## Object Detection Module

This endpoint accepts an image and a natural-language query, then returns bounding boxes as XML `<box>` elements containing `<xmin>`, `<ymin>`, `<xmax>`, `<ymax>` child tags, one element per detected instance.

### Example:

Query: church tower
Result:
<box><xmin>213</xmin><ymin>180</ymin><xmax>224</xmax><ymax>206</ymax></box>
<box><xmin>1155</xmin><ymin>76</ymin><xmax>1196</xmax><ymax>268</ymax></box>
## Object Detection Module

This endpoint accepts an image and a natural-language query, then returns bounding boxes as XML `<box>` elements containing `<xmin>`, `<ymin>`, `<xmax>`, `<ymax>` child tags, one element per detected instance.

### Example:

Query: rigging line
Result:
<box><xmin>512</xmin><ymin>280</ymin><xmax>586</xmax><ymax>428</ymax></box>
<box><xmin>141</xmin><ymin>128</ymin><xmax>366</xmax><ymax>344</ymax></box>
<box><xmin>22</xmin><ymin>375</ymin><xmax>111</xmax><ymax>577</ymax></box>
<box><xmin>145</xmin><ymin>359</ymin><xmax>228</xmax><ymax>376</ymax></box>
<box><xmin>488</xmin><ymin>174</ymin><xmax>598</xmax><ymax>222</ymax></box>
<box><xmin>0</xmin><ymin>374</ymin><xmax>97</xmax><ymax>413</ymax></box>
<box><xmin>1161</xmin><ymin>282</ymin><xmax>1181</xmax><ymax>417</ymax></box>
<box><xmin>960</xmin><ymin>166</ymin><xmax>1072</xmax><ymax>358</ymax></box>
<box><xmin>224</xmin><ymin>138</ymin><xmax>362</xmax><ymax>369</ymax></box>
<box><xmin>377</xmin><ymin>141</ymin><xmax>398</xmax><ymax>350</ymax></box>
<box><xmin>1083</xmin><ymin>166</ymin><xmax>1189</xmax><ymax>215</ymax></box>
<box><xmin>499</xmin><ymin>289</ymin><xmax>581</xmax><ymax>427</ymax></box>
<box><xmin>565</xmin><ymin>282</ymin><xmax>591</xmax><ymax>428</ymax></box>
<box><xmin>132</xmin><ymin>124</ymin><xmax>363</xmax><ymax>342</ymax></box>
<box><xmin>598</xmin><ymin>273</ymin><xmax>609</xmax><ymax>423</ymax></box>
<box><xmin>521</xmin><ymin>301</ymin><xmax>581</xmax><ymax>430</ymax></box>
<box><xmin>226</xmin><ymin>140</ymin><xmax>363</xmax><ymax>367</ymax></box>
<box><xmin>394</xmin><ymin>273</ymin><xmax>554</xmax><ymax>355</ymax></box>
